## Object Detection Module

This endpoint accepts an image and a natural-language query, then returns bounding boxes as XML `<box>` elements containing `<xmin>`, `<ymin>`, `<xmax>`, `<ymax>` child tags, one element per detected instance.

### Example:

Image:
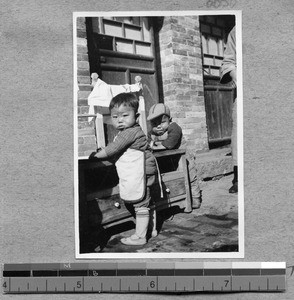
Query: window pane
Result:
<box><xmin>136</xmin><ymin>43</ymin><xmax>151</xmax><ymax>56</ymax></box>
<box><xmin>104</xmin><ymin>23</ymin><xmax>123</xmax><ymax>37</ymax></box>
<box><xmin>207</xmin><ymin>37</ymin><xmax>218</xmax><ymax>55</ymax></box>
<box><xmin>142</xmin><ymin>17</ymin><xmax>151</xmax><ymax>42</ymax></box>
<box><xmin>201</xmin><ymin>24</ymin><xmax>211</xmax><ymax>34</ymax></box>
<box><xmin>211</xmin><ymin>68</ymin><xmax>220</xmax><ymax>76</ymax></box>
<box><xmin>219</xmin><ymin>39</ymin><xmax>224</xmax><ymax>56</ymax></box>
<box><xmin>204</xmin><ymin>67</ymin><xmax>210</xmax><ymax>76</ymax></box>
<box><xmin>204</xmin><ymin>56</ymin><xmax>214</xmax><ymax>66</ymax></box>
<box><xmin>116</xmin><ymin>40</ymin><xmax>133</xmax><ymax>54</ymax></box>
<box><xmin>212</xmin><ymin>26</ymin><xmax>222</xmax><ymax>37</ymax></box>
<box><xmin>215</xmin><ymin>58</ymin><xmax>223</xmax><ymax>67</ymax></box>
<box><xmin>125</xmin><ymin>26</ymin><xmax>142</xmax><ymax>40</ymax></box>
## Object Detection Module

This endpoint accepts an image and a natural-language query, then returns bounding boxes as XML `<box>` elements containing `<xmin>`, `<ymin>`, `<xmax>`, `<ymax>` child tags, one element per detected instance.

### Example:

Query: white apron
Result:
<box><xmin>115</xmin><ymin>148</ymin><xmax>146</xmax><ymax>202</ymax></box>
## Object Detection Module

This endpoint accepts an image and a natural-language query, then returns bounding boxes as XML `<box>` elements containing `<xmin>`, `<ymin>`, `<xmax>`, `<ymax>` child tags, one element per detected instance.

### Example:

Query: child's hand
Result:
<box><xmin>89</xmin><ymin>151</ymin><xmax>98</xmax><ymax>160</ymax></box>
<box><xmin>89</xmin><ymin>148</ymin><xmax>108</xmax><ymax>160</ymax></box>
<box><xmin>151</xmin><ymin>141</ymin><xmax>166</xmax><ymax>150</ymax></box>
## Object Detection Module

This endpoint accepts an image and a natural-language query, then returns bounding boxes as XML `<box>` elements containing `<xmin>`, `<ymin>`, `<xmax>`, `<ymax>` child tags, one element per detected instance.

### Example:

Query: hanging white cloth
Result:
<box><xmin>87</xmin><ymin>77</ymin><xmax>142</xmax><ymax>115</ymax></box>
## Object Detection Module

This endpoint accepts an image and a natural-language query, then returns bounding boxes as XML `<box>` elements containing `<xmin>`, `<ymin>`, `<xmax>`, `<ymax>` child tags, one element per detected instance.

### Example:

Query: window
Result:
<box><xmin>200</xmin><ymin>16</ymin><xmax>226</xmax><ymax>77</ymax></box>
<box><xmin>91</xmin><ymin>17</ymin><xmax>153</xmax><ymax>56</ymax></box>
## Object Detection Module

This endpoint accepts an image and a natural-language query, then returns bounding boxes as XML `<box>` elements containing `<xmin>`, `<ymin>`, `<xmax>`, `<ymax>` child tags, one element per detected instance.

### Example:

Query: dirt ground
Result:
<box><xmin>85</xmin><ymin>173</ymin><xmax>239</xmax><ymax>254</ymax></box>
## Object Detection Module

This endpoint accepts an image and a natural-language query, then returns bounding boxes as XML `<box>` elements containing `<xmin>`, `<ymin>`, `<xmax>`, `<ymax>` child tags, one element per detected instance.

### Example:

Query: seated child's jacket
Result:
<box><xmin>147</xmin><ymin>103</ymin><xmax>186</xmax><ymax>151</ymax></box>
<box><xmin>148</xmin><ymin>121</ymin><xmax>184</xmax><ymax>150</ymax></box>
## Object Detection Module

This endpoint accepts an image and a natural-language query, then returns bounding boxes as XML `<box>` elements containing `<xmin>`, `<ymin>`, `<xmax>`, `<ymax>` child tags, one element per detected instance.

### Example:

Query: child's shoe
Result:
<box><xmin>121</xmin><ymin>234</ymin><xmax>147</xmax><ymax>245</ymax></box>
<box><xmin>121</xmin><ymin>208</ymin><xmax>149</xmax><ymax>246</ymax></box>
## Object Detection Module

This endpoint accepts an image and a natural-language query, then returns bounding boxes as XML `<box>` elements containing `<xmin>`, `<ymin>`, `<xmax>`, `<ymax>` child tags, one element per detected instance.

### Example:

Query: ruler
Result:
<box><xmin>2</xmin><ymin>262</ymin><xmax>286</xmax><ymax>294</ymax></box>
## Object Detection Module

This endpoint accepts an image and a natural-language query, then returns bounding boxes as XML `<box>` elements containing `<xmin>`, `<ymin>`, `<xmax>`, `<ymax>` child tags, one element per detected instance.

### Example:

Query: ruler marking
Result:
<box><xmin>2</xmin><ymin>264</ymin><xmax>287</xmax><ymax>294</ymax></box>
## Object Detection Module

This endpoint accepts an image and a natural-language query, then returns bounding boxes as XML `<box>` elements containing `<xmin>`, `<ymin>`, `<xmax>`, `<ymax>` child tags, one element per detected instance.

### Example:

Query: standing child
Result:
<box><xmin>89</xmin><ymin>93</ymin><xmax>157</xmax><ymax>245</ymax></box>
<box><xmin>147</xmin><ymin>103</ymin><xmax>202</xmax><ymax>209</ymax></box>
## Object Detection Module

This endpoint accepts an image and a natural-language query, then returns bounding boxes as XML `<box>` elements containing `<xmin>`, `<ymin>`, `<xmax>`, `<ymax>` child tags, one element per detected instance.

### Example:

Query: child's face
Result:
<box><xmin>110</xmin><ymin>104</ymin><xmax>138</xmax><ymax>131</ymax></box>
<box><xmin>150</xmin><ymin>114</ymin><xmax>170</xmax><ymax>135</ymax></box>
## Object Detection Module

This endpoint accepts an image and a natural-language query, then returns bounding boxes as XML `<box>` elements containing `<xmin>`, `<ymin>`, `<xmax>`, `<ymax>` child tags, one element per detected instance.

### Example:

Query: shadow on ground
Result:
<box><xmin>80</xmin><ymin>174</ymin><xmax>239</xmax><ymax>254</ymax></box>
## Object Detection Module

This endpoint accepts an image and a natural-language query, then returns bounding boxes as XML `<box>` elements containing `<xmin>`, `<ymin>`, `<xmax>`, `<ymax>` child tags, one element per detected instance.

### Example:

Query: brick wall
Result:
<box><xmin>76</xmin><ymin>16</ymin><xmax>209</xmax><ymax>157</ymax></box>
<box><xmin>158</xmin><ymin>16</ymin><xmax>209</xmax><ymax>153</ymax></box>
<box><xmin>76</xmin><ymin>17</ymin><xmax>97</xmax><ymax>157</ymax></box>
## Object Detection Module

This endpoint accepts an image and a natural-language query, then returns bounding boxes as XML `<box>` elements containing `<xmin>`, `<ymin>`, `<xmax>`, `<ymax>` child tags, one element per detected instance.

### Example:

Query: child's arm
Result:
<box><xmin>160</xmin><ymin>123</ymin><xmax>182</xmax><ymax>150</ymax></box>
<box><xmin>89</xmin><ymin>127</ymin><xmax>137</xmax><ymax>161</ymax></box>
<box><xmin>151</xmin><ymin>141</ymin><xmax>167</xmax><ymax>150</ymax></box>
<box><xmin>89</xmin><ymin>148</ymin><xmax>108</xmax><ymax>160</ymax></box>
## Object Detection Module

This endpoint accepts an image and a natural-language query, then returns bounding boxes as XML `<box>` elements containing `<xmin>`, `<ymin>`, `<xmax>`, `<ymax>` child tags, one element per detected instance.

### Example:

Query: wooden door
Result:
<box><xmin>200</xmin><ymin>15</ymin><xmax>235</xmax><ymax>148</ymax></box>
<box><xmin>203</xmin><ymin>77</ymin><xmax>234</xmax><ymax>145</ymax></box>
<box><xmin>86</xmin><ymin>16</ymin><xmax>159</xmax><ymax>143</ymax></box>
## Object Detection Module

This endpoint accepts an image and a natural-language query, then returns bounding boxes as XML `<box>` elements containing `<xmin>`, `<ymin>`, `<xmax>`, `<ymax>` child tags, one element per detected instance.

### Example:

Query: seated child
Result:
<box><xmin>89</xmin><ymin>93</ymin><xmax>157</xmax><ymax>245</ymax></box>
<box><xmin>147</xmin><ymin>103</ymin><xmax>202</xmax><ymax>209</ymax></box>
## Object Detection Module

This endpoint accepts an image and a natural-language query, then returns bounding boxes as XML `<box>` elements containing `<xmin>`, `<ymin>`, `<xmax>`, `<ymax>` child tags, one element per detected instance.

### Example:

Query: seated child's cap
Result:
<box><xmin>147</xmin><ymin>103</ymin><xmax>171</xmax><ymax>121</ymax></box>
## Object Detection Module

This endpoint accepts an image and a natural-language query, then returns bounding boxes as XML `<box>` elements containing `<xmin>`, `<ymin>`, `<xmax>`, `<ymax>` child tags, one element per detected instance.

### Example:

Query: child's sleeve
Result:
<box><xmin>161</xmin><ymin>123</ymin><xmax>182</xmax><ymax>150</ymax></box>
<box><xmin>104</xmin><ymin>129</ymin><xmax>135</xmax><ymax>158</ymax></box>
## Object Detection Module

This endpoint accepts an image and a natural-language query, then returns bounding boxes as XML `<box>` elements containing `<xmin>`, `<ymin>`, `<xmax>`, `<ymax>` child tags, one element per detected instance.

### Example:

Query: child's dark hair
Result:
<box><xmin>109</xmin><ymin>93</ymin><xmax>139</xmax><ymax>112</ymax></box>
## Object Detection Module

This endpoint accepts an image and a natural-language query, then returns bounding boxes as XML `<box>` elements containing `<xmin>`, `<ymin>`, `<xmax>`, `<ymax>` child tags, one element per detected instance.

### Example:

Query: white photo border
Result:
<box><xmin>73</xmin><ymin>10</ymin><xmax>244</xmax><ymax>259</ymax></box>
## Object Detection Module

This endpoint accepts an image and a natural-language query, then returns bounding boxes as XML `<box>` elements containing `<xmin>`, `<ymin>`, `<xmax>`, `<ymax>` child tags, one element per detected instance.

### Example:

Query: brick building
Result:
<box><xmin>76</xmin><ymin>15</ymin><xmax>235</xmax><ymax>167</ymax></box>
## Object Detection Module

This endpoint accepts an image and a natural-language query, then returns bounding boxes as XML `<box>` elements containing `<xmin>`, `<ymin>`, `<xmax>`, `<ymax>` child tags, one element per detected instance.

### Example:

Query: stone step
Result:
<box><xmin>196</xmin><ymin>148</ymin><xmax>233</xmax><ymax>180</ymax></box>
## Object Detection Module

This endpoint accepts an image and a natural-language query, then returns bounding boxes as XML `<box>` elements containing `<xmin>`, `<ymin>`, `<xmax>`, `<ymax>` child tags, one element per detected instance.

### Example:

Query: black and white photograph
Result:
<box><xmin>74</xmin><ymin>11</ymin><xmax>244</xmax><ymax>258</ymax></box>
<box><xmin>2</xmin><ymin>1</ymin><xmax>294</xmax><ymax>298</ymax></box>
